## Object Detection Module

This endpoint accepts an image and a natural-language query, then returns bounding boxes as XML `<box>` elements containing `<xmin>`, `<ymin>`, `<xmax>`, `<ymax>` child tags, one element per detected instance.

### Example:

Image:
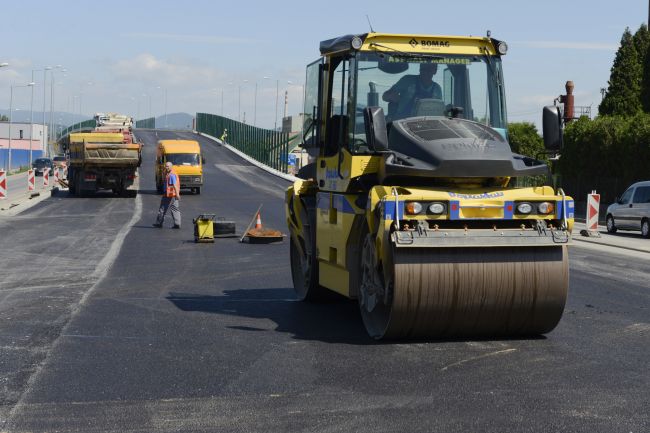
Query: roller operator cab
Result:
<box><xmin>156</xmin><ymin>140</ymin><xmax>205</xmax><ymax>195</ymax></box>
<box><xmin>285</xmin><ymin>33</ymin><xmax>575</xmax><ymax>340</ymax></box>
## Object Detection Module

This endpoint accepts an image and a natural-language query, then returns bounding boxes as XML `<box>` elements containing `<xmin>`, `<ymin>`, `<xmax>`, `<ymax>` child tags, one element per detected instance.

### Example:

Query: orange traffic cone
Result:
<box><xmin>255</xmin><ymin>212</ymin><xmax>263</xmax><ymax>229</ymax></box>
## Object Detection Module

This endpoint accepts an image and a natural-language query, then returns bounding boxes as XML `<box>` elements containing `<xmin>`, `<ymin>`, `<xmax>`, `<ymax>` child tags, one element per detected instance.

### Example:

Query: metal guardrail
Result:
<box><xmin>196</xmin><ymin>113</ymin><xmax>295</xmax><ymax>173</ymax></box>
<box><xmin>56</xmin><ymin>119</ymin><xmax>96</xmax><ymax>140</ymax></box>
<box><xmin>135</xmin><ymin>117</ymin><xmax>155</xmax><ymax>129</ymax></box>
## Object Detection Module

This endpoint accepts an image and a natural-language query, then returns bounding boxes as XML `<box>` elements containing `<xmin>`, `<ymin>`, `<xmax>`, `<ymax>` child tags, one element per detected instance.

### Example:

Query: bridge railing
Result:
<box><xmin>135</xmin><ymin>117</ymin><xmax>155</xmax><ymax>129</ymax></box>
<box><xmin>56</xmin><ymin>119</ymin><xmax>96</xmax><ymax>140</ymax></box>
<box><xmin>196</xmin><ymin>113</ymin><xmax>294</xmax><ymax>173</ymax></box>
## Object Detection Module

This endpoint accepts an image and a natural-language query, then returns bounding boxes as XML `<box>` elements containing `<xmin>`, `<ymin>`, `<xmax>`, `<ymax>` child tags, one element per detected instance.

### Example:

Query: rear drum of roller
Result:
<box><xmin>361</xmin><ymin>246</ymin><xmax>568</xmax><ymax>340</ymax></box>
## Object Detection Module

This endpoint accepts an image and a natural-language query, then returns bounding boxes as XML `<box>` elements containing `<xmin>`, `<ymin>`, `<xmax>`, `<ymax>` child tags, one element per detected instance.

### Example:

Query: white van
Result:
<box><xmin>606</xmin><ymin>181</ymin><xmax>650</xmax><ymax>238</ymax></box>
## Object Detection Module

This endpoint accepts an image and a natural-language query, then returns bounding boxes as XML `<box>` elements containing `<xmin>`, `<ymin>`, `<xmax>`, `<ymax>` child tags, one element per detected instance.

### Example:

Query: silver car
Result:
<box><xmin>606</xmin><ymin>181</ymin><xmax>650</xmax><ymax>238</ymax></box>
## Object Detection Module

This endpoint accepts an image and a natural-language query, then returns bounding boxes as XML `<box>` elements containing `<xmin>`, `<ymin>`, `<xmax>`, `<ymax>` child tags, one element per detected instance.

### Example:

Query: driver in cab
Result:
<box><xmin>382</xmin><ymin>62</ymin><xmax>442</xmax><ymax>119</ymax></box>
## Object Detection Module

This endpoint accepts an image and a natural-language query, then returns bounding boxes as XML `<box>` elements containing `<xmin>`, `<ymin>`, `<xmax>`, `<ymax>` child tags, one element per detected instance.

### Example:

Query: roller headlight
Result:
<box><xmin>351</xmin><ymin>36</ymin><xmax>363</xmax><ymax>50</ymax></box>
<box><xmin>497</xmin><ymin>41</ymin><xmax>508</xmax><ymax>55</ymax></box>
<box><xmin>428</xmin><ymin>202</ymin><xmax>446</xmax><ymax>215</ymax></box>
<box><xmin>405</xmin><ymin>202</ymin><xmax>423</xmax><ymax>215</ymax></box>
<box><xmin>537</xmin><ymin>202</ymin><xmax>555</xmax><ymax>215</ymax></box>
<box><xmin>516</xmin><ymin>202</ymin><xmax>533</xmax><ymax>214</ymax></box>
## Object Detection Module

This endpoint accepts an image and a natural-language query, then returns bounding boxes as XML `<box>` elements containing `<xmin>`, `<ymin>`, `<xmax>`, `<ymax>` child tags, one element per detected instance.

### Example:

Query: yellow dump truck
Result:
<box><xmin>66</xmin><ymin>131</ymin><xmax>141</xmax><ymax>197</ymax></box>
<box><xmin>155</xmin><ymin>140</ymin><xmax>204</xmax><ymax>194</ymax></box>
<box><xmin>285</xmin><ymin>32</ymin><xmax>574</xmax><ymax>339</ymax></box>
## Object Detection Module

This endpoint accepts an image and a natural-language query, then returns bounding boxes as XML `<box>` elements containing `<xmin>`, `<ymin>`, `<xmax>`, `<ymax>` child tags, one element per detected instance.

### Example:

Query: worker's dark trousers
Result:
<box><xmin>156</xmin><ymin>197</ymin><xmax>181</xmax><ymax>227</ymax></box>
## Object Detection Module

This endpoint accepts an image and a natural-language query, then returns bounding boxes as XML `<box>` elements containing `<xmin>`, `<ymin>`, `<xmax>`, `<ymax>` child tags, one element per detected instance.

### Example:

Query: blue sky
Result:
<box><xmin>0</xmin><ymin>0</ymin><xmax>648</xmax><ymax>129</ymax></box>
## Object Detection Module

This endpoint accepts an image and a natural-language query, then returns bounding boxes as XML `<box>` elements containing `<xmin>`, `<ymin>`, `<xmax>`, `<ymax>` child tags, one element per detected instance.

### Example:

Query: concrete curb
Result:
<box><xmin>0</xmin><ymin>187</ymin><xmax>54</xmax><ymax>216</ymax></box>
<box><xmin>572</xmin><ymin>236</ymin><xmax>650</xmax><ymax>254</ymax></box>
<box><xmin>196</xmin><ymin>131</ymin><xmax>299</xmax><ymax>183</ymax></box>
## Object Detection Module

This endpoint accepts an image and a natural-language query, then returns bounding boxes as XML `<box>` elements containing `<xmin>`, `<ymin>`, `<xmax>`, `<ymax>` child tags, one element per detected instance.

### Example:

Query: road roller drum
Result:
<box><xmin>359</xmin><ymin>245</ymin><xmax>569</xmax><ymax>340</ymax></box>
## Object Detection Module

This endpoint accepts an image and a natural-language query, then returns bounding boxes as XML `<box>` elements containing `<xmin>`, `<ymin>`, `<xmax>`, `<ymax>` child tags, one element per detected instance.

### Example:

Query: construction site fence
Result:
<box><xmin>135</xmin><ymin>117</ymin><xmax>156</xmax><ymax>129</ymax></box>
<box><xmin>555</xmin><ymin>175</ymin><xmax>634</xmax><ymax>223</ymax></box>
<box><xmin>195</xmin><ymin>113</ymin><xmax>293</xmax><ymax>173</ymax></box>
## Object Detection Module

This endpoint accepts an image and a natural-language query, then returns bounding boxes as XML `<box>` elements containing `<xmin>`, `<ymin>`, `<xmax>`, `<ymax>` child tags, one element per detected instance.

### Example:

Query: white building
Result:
<box><xmin>0</xmin><ymin>122</ymin><xmax>47</xmax><ymax>146</ymax></box>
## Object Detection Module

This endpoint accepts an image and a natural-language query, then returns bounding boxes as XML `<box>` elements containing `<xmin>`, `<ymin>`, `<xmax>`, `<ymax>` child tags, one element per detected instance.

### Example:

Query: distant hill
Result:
<box><xmin>0</xmin><ymin>109</ymin><xmax>88</xmax><ymax>125</ymax></box>
<box><xmin>153</xmin><ymin>112</ymin><xmax>194</xmax><ymax>130</ymax></box>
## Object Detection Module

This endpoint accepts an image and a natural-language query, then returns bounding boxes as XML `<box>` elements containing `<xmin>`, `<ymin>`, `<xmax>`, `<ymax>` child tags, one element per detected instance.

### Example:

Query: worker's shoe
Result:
<box><xmin>152</xmin><ymin>223</ymin><xmax>163</xmax><ymax>228</ymax></box>
<box><xmin>172</xmin><ymin>225</ymin><xmax>181</xmax><ymax>229</ymax></box>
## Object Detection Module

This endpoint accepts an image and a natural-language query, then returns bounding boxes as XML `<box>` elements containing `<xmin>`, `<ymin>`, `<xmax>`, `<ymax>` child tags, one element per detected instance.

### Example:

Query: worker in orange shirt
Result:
<box><xmin>153</xmin><ymin>162</ymin><xmax>181</xmax><ymax>228</ymax></box>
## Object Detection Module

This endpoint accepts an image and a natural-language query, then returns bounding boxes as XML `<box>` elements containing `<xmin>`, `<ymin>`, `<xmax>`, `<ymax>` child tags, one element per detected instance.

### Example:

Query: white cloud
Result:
<box><xmin>511</xmin><ymin>41</ymin><xmax>618</xmax><ymax>51</ymax></box>
<box><xmin>111</xmin><ymin>53</ymin><xmax>226</xmax><ymax>88</ymax></box>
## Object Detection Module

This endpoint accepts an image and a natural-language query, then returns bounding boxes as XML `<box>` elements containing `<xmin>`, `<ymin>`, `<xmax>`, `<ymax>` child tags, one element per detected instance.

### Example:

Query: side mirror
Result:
<box><xmin>542</xmin><ymin>106</ymin><xmax>563</xmax><ymax>151</ymax></box>
<box><xmin>201</xmin><ymin>156</ymin><xmax>206</xmax><ymax>165</ymax></box>
<box><xmin>363</xmin><ymin>107</ymin><xmax>388</xmax><ymax>152</ymax></box>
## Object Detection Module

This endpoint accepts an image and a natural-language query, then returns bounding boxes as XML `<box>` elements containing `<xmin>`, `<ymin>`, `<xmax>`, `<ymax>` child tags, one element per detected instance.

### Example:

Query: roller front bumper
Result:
<box><xmin>392</xmin><ymin>227</ymin><xmax>571</xmax><ymax>248</ymax></box>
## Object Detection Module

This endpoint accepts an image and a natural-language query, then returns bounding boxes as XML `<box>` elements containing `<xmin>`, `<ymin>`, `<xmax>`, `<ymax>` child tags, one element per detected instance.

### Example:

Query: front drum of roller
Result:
<box><xmin>363</xmin><ymin>246</ymin><xmax>568</xmax><ymax>340</ymax></box>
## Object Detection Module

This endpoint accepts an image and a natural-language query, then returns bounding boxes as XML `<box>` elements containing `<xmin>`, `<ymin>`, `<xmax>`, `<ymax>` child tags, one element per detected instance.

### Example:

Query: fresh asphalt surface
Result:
<box><xmin>0</xmin><ymin>130</ymin><xmax>648</xmax><ymax>432</ymax></box>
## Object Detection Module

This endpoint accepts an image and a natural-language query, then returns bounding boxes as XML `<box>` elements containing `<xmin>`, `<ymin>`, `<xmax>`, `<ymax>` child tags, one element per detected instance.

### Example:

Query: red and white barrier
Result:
<box><xmin>54</xmin><ymin>167</ymin><xmax>60</xmax><ymax>183</ymax></box>
<box><xmin>43</xmin><ymin>168</ymin><xmax>50</xmax><ymax>187</ymax></box>
<box><xmin>587</xmin><ymin>191</ymin><xmax>600</xmax><ymax>231</ymax></box>
<box><xmin>28</xmin><ymin>169</ymin><xmax>35</xmax><ymax>191</ymax></box>
<box><xmin>580</xmin><ymin>190</ymin><xmax>602</xmax><ymax>238</ymax></box>
<box><xmin>0</xmin><ymin>170</ymin><xmax>6</xmax><ymax>200</ymax></box>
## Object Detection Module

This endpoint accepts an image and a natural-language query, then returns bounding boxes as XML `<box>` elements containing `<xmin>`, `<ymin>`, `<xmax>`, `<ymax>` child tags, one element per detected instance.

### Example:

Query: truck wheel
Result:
<box><xmin>194</xmin><ymin>187</ymin><xmax>201</xmax><ymax>195</ymax></box>
<box><xmin>74</xmin><ymin>173</ymin><xmax>83</xmax><ymax>197</ymax></box>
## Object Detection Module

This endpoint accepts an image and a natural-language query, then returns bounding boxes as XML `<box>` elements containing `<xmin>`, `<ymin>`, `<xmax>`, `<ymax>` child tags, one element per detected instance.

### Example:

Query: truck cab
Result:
<box><xmin>156</xmin><ymin>140</ymin><xmax>204</xmax><ymax>194</ymax></box>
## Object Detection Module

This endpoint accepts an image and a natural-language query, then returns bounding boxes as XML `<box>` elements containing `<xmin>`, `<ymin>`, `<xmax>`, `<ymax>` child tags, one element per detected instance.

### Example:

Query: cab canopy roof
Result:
<box><xmin>158</xmin><ymin>139</ymin><xmax>200</xmax><ymax>153</ymax></box>
<box><xmin>319</xmin><ymin>32</ymin><xmax>501</xmax><ymax>56</ymax></box>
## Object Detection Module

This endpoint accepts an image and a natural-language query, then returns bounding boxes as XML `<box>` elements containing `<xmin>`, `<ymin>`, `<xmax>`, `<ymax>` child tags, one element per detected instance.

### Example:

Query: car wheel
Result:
<box><xmin>642</xmin><ymin>219</ymin><xmax>650</xmax><ymax>239</ymax></box>
<box><xmin>606</xmin><ymin>215</ymin><xmax>617</xmax><ymax>234</ymax></box>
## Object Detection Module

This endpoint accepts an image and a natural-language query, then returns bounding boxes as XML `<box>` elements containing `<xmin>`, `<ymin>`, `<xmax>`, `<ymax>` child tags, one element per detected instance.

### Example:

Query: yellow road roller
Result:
<box><xmin>285</xmin><ymin>32</ymin><xmax>574</xmax><ymax>339</ymax></box>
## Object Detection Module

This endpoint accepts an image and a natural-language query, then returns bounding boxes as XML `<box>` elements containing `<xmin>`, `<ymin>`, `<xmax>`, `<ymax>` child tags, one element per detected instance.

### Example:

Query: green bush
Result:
<box><xmin>556</xmin><ymin>113</ymin><xmax>650</xmax><ymax>205</ymax></box>
<box><xmin>507</xmin><ymin>122</ymin><xmax>546</xmax><ymax>160</ymax></box>
<box><xmin>559</xmin><ymin>113</ymin><xmax>650</xmax><ymax>181</ymax></box>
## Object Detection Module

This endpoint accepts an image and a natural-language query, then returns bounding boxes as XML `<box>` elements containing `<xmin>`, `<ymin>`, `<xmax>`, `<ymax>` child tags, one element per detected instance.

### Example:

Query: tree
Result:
<box><xmin>599</xmin><ymin>28</ymin><xmax>643</xmax><ymax>116</ymax></box>
<box><xmin>642</xmin><ymin>35</ymin><xmax>650</xmax><ymax>112</ymax></box>
<box><xmin>0</xmin><ymin>115</ymin><xmax>7</xmax><ymax>121</ymax></box>
<box><xmin>632</xmin><ymin>23</ymin><xmax>649</xmax><ymax>59</ymax></box>
<box><xmin>507</xmin><ymin>122</ymin><xmax>546</xmax><ymax>160</ymax></box>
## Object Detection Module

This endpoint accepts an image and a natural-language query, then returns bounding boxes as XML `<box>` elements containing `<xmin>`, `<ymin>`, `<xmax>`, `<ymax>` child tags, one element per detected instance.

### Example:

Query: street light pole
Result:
<box><xmin>42</xmin><ymin>66</ymin><xmax>52</xmax><ymax>156</ymax></box>
<box><xmin>29</xmin><ymin>71</ymin><xmax>35</xmax><ymax>164</ymax></box>
<box><xmin>7</xmin><ymin>83</ymin><xmax>35</xmax><ymax>172</ymax></box>
<box><xmin>49</xmin><ymin>66</ymin><xmax>65</xmax><ymax>144</ymax></box>
<box><xmin>275</xmin><ymin>80</ymin><xmax>279</xmax><ymax>131</ymax></box>
<box><xmin>254</xmin><ymin>81</ymin><xmax>258</xmax><ymax>127</ymax></box>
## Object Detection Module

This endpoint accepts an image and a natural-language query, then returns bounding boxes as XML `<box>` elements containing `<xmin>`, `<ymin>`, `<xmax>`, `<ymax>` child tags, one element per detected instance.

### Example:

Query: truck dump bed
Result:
<box><xmin>69</xmin><ymin>133</ymin><xmax>141</xmax><ymax>167</ymax></box>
